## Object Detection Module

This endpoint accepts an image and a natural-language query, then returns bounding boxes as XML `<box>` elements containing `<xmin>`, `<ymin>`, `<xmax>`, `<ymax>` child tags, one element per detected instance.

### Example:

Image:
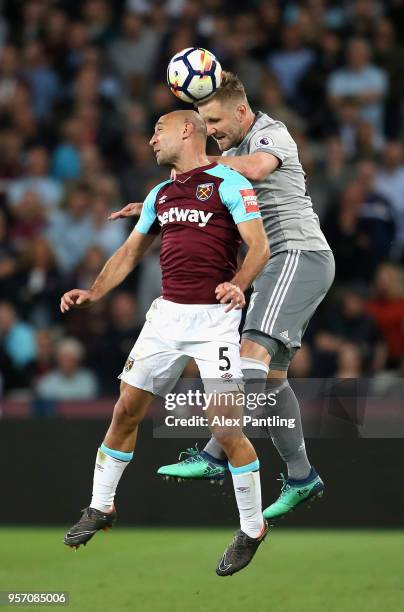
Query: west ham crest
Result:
<box><xmin>124</xmin><ymin>357</ymin><xmax>134</xmax><ymax>372</ymax></box>
<box><xmin>196</xmin><ymin>183</ymin><xmax>214</xmax><ymax>201</ymax></box>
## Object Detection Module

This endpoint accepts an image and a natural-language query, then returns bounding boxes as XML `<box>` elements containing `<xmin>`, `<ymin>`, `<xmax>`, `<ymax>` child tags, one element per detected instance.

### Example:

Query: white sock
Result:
<box><xmin>90</xmin><ymin>446</ymin><xmax>132</xmax><ymax>512</ymax></box>
<box><xmin>230</xmin><ymin>463</ymin><xmax>264</xmax><ymax>538</ymax></box>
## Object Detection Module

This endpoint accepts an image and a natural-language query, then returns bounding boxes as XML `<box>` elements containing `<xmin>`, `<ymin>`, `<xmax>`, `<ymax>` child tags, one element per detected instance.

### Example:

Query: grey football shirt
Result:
<box><xmin>222</xmin><ymin>111</ymin><xmax>330</xmax><ymax>255</ymax></box>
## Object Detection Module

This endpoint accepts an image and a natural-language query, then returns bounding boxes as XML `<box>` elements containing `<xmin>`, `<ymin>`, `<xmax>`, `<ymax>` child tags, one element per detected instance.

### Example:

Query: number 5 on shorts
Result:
<box><xmin>219</xmin><ymin>347</ymin><xmax>231</xmax><ymax>371</ymax></box>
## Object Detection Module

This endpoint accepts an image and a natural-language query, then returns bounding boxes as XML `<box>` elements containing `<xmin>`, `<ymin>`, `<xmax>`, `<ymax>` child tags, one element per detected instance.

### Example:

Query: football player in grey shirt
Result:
<box><xmin>113</xmin><ymin>72</ymin><xmax>334</xmax><ymax>521</ymax></box>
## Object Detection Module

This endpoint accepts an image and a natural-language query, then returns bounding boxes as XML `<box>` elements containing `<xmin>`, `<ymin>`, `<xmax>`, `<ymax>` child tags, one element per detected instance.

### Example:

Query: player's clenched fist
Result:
<box><xmin>60</xmin><ymin>289</ymin><xmax>95</xmax><ymax>313</ymax></box>
<box><xmin>215</xmin><ymin>282</ymin><xmax>245</xmax><ymax>312</ymax></box>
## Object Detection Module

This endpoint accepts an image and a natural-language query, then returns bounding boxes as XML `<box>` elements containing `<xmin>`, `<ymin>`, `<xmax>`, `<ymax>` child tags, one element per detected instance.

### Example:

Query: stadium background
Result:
<box><xmin>0</xmin><ymin>1</ymin><xmax>403</xmax><ymax>611</ymax></box>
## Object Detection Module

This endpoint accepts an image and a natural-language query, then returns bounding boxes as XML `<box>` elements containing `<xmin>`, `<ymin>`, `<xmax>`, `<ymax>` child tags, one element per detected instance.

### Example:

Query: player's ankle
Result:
<box><xmin>241</xmin><ymin>517</ymin><xmax>265</xmax><ymax>539</ymax></box>
<box><xmin>90</xmin><ymin>502</ymin><xmax>115</xmax><ymax>514</ymax></box>
<box><xmin>200</xmin><ymin>450</ymin><xmax>227</xmax><ymax>466</ymax></box>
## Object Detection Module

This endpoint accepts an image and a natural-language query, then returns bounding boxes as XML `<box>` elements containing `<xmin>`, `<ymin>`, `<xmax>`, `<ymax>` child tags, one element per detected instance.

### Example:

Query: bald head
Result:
<box><xmin>160</xmin><ymin>110</ymin><xmax>207</xmax><ymax>139</ymax></box>
<box><xmin>150</xmin><ymin>109</ymin><xmax>209</xmax><ymax>168</ymax></box>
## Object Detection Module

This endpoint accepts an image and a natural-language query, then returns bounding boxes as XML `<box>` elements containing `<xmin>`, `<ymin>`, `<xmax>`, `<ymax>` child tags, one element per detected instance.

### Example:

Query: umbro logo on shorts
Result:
<box><xmin>221</xmin><ymin>372</ymin><xmax>233</xmax><ymax>380</ymax></box>
<box><xmin>158</xmin><ymin>207</ymin><xmax>213</xmax><ymax>227</ymax></box>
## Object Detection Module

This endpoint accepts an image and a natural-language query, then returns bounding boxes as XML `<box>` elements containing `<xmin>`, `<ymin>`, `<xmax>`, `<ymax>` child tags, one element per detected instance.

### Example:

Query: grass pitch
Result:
<box><xmin>0</xmin><ymin>528</ymin><xmax>402</xmax><ymax>612</ymax></box>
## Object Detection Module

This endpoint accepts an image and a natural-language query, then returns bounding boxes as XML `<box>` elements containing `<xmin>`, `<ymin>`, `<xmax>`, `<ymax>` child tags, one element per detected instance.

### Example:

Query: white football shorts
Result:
<box><xmin>119</xmin><ymin>297</ymin><xmax>243</xmax><ymax>396</ymax></box>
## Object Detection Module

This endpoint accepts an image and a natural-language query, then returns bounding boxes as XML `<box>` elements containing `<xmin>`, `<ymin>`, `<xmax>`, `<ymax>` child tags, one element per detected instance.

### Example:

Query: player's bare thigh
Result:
<box><xmin>241</xmin><ymin>337</ymin><xmax>270</xmax><ymax>364</ymax></box>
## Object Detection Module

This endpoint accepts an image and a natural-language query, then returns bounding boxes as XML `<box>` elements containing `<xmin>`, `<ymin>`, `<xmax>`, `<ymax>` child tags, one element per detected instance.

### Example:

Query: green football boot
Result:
<box><xmin>157</xmin><ymin>446</ymin><xmax>228</xmax><ymax>484</ymax></box>
<box><xmin>263</xmin><ymin>467</ymin><xmax>324</xmax><ymax>520</ymax></box>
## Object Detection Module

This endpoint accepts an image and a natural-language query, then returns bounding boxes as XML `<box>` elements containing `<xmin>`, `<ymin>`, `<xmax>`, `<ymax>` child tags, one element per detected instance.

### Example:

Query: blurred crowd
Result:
<box><xmin>0</xmin><ymin>0</ymin><xmax>403</xmax><ymax>402</ymax></box>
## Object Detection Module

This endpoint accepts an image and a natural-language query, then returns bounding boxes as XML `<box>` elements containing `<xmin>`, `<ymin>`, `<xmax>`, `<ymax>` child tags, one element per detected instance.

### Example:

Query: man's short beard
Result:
<box><xmin>221</xmin><ymin>128</ymin><xmax>244</xmax><ymax>151</ymax></box>
<box><xmin>157</xmin><ymin>151</ymin><xmax>177</xmax><ymax>166</ymax></box>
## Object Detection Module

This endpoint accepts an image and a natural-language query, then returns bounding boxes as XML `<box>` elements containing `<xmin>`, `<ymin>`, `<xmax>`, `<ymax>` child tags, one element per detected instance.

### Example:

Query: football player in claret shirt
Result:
<box><xmin>61</xmin><ymin>110</ymin><xmax>270</xmax><ymax>576</ymax></box>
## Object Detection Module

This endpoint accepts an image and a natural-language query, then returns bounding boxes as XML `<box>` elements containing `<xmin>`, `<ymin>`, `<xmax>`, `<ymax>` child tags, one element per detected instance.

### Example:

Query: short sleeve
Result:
<box><xmin>327</xmin><ymin>71</ymin><xmax>344</xmax><ymax>97</ymax></box>
<box><xmin>369</xmin><ymin>67</ymin><xmax>388</xmax><ymax>93</ymax></box>
<box><xmin>135</xmin><ymin>180</ymin><xmax>170</xmax><ymax>234</ymax></box>
<box><xmin>248</xmin><ymin>125</ymin><xmax>294</xmax><ymax>165</ymax></box>
<box><xmin>218</xmin><ymin>169</ymin><xmax>261</xmax><ymax>224</ymax></box>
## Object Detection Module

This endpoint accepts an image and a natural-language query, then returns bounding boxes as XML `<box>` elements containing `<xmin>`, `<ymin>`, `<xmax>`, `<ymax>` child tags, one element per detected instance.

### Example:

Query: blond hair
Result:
<box><xmin>196</xmin><ymin>71</ymin><xmax>248</xmax><ymax>107</ymax></box>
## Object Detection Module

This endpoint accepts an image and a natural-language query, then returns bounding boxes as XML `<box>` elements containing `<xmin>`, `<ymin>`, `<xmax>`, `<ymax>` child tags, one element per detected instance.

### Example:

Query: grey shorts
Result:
<box><xmin>242</xmin><ymin>249</ymin><xmax>335</xmax><ymax>370</ymax></box>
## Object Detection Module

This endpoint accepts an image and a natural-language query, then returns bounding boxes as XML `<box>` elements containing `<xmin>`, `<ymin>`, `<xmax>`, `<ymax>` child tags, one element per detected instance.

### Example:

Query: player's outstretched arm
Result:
<box><xmin>60</xmin><ymin>230</ymin><xmax>156</xmax><ymax>313</ymax></box>
<box><xmin>216</xmin><ymin>218</ymin><xmax>269</xmax><ymax>312</ymax></box>
<box><xmin>211</xmin><ymin>152</ymin><xmax>279</xmax><ymax>182</ymax></box>
<box><xmin>108</xmin><ymin>202</ymin><xmax>143</xmax><ymax>220</ymax></box>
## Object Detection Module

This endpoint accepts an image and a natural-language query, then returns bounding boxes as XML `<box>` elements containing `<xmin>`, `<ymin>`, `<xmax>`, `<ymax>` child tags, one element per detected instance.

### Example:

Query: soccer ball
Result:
<box><xmin>167</xmin><ymin>47</ymin><xmax>222</xmax><ymax>104</ymax></box>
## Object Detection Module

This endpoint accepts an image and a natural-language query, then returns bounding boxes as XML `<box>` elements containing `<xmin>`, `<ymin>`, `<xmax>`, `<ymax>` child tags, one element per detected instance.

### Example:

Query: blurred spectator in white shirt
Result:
<box><xmin>375</xmin><ymin>142</ymin><xmax>404</xmax><ymax>259</ymax></box>
<box><xmin>0</xmin><ymin>301</ymin><xmax>36</xmax><ymax>369</ymax></box>
<box><xmin>36</xmin><ymin>337</ymin><xmax>98</xmax><ymax>400</ymax></box>
<box><xmin>91</xmin><ymin>196</ymin><xmax>127</xmax><ymax>257</ymax></box>
<box><xmin>268</xmin><ymin>23</ymin><xmax>315</xmax><ymax>105</ymax></box>
<box><xmin>328</xmin><ymin>38</ymin><xmax>388</xmax><ymax>138</ymax></box>
<box><xmin>46</xmin><ymin>185</ymin><xmax>94</xmax><ymax>273</ymax></box>
<box><xmin>8</xmin><ymin>146</ymin><xmax>63</xmax><ymax>214</ymax></box>
<box><xmin>108</xmin><ymin>13</ymin><xmax>161</xmax><ymax>87</ymax></box>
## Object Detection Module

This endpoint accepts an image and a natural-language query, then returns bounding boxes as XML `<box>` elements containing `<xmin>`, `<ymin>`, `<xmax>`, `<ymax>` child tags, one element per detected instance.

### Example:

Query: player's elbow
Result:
<box><xmin>262</xmin><ymin>243</ymin><xmax>271</xmax><ymax>263</ymax></box>
<box><xmin>254</xmin><ymin>240</ymin><xmax>270</xmax><ymax>267</ymax></box>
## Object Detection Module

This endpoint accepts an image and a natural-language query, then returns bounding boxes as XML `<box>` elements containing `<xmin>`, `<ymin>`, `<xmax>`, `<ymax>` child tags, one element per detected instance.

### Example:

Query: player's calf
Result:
<box><xmin>105</xmin><ymin>382</ymin><xmax>152</xmax><ymax>449</ymax></box>
<box><xmin>64</xmin><ymin>385</ymin><xmax>154</xmax><ymax>550</ymax></box>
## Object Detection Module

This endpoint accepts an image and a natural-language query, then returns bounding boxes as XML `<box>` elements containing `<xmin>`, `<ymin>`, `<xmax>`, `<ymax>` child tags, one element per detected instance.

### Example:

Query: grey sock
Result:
<box><xmin>203</xmin><ymin>435</ymin><xmax>226</xmax><ymax>460</ymax></box>
<box><xmin>243</xmin><ymin>367</ymin><xmax>268</xmax><ymax>409</ymax></box>
<box><xmin>266</xmin><ymin>379</ymin><xmax>311</xmax><ymax>480</ymax></box>
<box><xmin>203</xmin><ymin>360</ymin><xmax>268</xmax><ymax>461</ymax></box>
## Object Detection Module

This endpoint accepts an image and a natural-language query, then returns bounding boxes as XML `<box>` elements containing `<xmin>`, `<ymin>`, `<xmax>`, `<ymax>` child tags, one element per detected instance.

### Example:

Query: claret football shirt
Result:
<box><xmin>136</xmin><ymin>163</ymin><xmax>261</xmax><ymax>304</ymax></box>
